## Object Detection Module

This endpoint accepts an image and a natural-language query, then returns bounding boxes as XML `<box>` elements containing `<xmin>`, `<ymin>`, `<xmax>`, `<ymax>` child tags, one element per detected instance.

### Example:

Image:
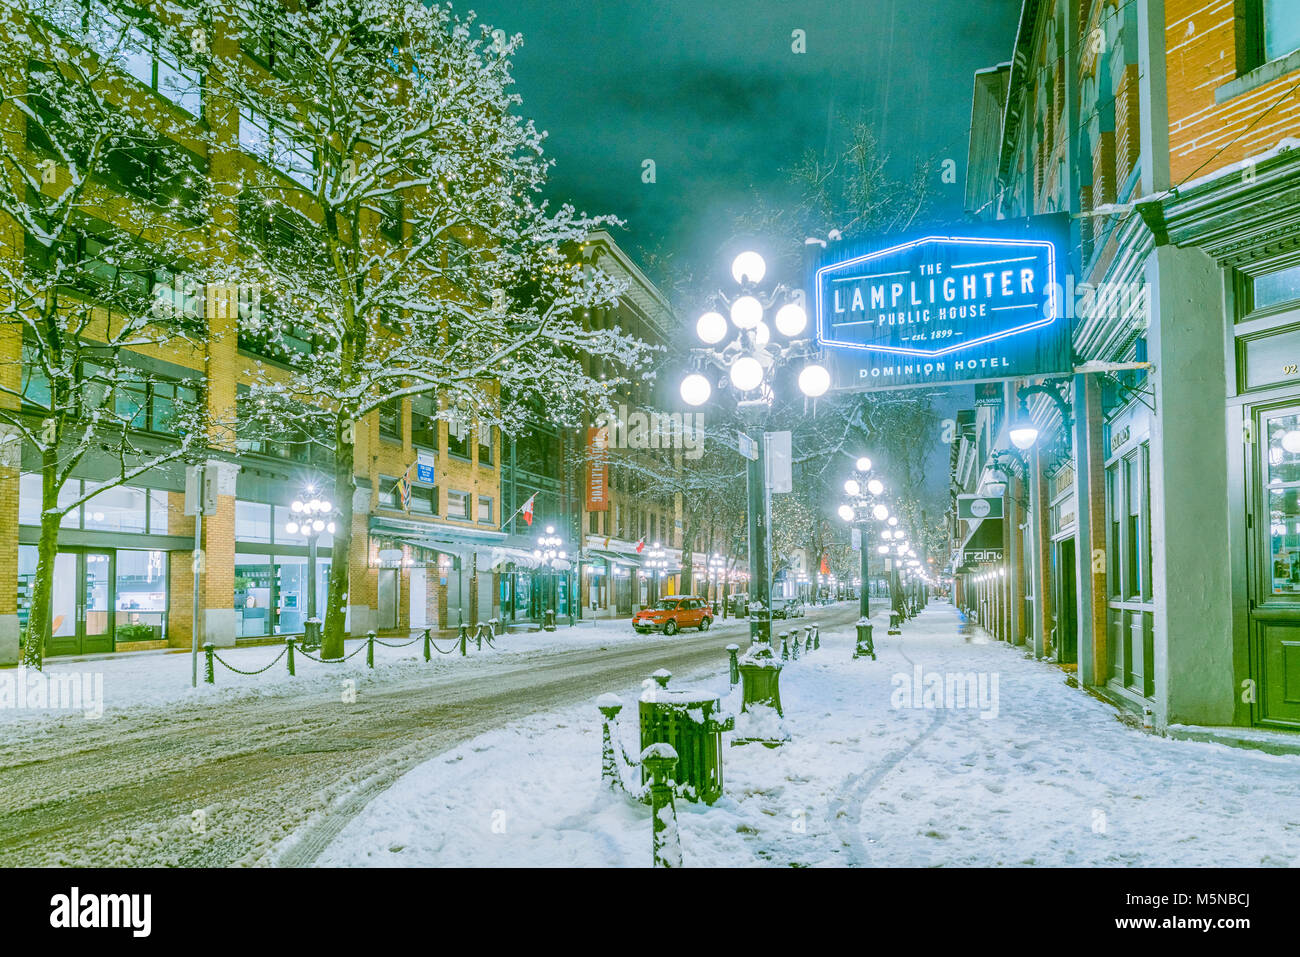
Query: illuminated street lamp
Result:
<box><xmin>533</xmin><ymin>525</ymin><xmax>569</xmax><ymax>629</ymax></box>
<box><xmin>678</xmin><ymin>249</ymin><xmax>830</xmax><ymax>645</ymax></box>
<box><xmin>836</xmin><ymin>457</ymin><xmax>889</xmax><ymax>620</ymax></box>
<box><xmin>284</xmin><ymin>485</ymin><xmax>336</xmax><ymax>649</ymax></box>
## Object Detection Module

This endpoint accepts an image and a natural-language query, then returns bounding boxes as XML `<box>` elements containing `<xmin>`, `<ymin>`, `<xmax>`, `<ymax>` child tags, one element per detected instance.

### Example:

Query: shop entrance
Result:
<box><xmin>1248</xmin><ymin>402</ymin><xmax>1300</xmax><ymax>728</ymax></box>
<box><xmin>46</xmin><ymin>550</ymin><xmax>114</xmax><ymax>657</ymax></box>
<box><xmin>1052</xmin><ymin>537</ymin><xmax>1078</xmax><ymax>664</ymax></box>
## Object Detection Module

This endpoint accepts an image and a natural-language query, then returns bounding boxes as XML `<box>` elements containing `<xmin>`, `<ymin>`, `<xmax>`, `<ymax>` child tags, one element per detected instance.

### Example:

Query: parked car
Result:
<box><xmin>772</xmin><ymin>598</ymin><xmax>806</xmax><ymax>620</ymax></box>
<box><xmin>633</xmin><ymin>596</ymin><xmax>713</xmax><ymax>635</ymax></box>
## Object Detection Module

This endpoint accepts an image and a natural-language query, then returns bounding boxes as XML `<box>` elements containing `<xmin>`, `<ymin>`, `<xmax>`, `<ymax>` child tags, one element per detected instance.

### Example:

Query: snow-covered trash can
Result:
<box><xmin>853</xmin><ymin>618</ymin><xmax>876</xmax><ymax>660</ymax></box>
<box><xmin>638</xmin><ymin>676</ymin><xmax>733</xmax><ymax>805</ymax></box>
<box><xmin>734</xmin><ymin>640</ymin><xmax>789</xmax><ymax>747</ymax></box>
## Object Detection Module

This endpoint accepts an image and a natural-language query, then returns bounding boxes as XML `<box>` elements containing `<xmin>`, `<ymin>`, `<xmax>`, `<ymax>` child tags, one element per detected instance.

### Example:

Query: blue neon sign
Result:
<box><xmin>811</xmin><ymin>214</ymin><xmax>1071</xmax><ymax>390</ymax></box>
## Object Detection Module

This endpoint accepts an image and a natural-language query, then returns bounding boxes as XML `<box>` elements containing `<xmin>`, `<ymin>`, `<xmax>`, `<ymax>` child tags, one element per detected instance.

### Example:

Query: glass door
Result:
<box><xmin>1252</xmin><ymin>405</ymin><xmax>1300</xmax><ymax>727</ymax></box>
<box><xmin>44</xmin><ymin>550</ymin><xmax>115</xmax><ymax>656</ymax></box>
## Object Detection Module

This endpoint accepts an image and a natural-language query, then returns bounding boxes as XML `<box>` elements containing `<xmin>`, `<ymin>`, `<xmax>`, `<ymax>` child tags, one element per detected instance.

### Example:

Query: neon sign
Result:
<box><xmin>811</xmin><ymin>214</ymin><xmax>1071</xmax><ymax>390</ymax></box>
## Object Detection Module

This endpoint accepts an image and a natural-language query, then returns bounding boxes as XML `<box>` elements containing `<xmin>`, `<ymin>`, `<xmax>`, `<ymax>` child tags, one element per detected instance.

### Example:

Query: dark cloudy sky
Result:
<box><xmin>465</xmin><ymin>0</ymin><xmax>1023</xmax><ymax>506</ymax></box>
<box><xmin>466</xmin><ymin>0</ymin><xmax>1022</xmax><ymax>270</ymax></box>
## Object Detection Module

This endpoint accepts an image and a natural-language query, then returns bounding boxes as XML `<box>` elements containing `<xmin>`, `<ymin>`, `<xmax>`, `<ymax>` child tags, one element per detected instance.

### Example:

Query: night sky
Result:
<box><xmin>464</xmin><ymin>0</ymin><xmax>1022</xmax><ymax>268</ymax></box>
<box><xmin>464</xmin><ymin>0</ymin><xmax>1024</xmax><ymax>504</ymax></box>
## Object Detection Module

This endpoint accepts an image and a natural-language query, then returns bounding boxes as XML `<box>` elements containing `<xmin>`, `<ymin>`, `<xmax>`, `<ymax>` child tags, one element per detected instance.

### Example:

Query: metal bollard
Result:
<box><xmin>475</xmin><ymin>621</ymin><xmax>485</xmax><ymax>651</ymax></box>
<box><xmin>285</xmin><ymin>635</ymin><xmax>296</xmax><ymax>676</ymax></box>
<box><xmin>813</xmin><ymin>624</ymin><xmax>821</xmax><ymax>650</ymax></box>
<box><xmin>203</xmin><ymin>642</ymin><xmax>215</xmax><ymax>685</ymax></box>
<box><xmin>642</xmin><ymin>744</ymin><xmax>682</xmax><ymax>868</ymax></box>
<box><xmin>423</xmin><ymin>628</ymin><xmax>431</xmax><ymax>662</ymax></box>
<box><xmin>458</xmin><ymin>623</ymin><xmax>469</xmax><ymax>656</ymax></box>
<box><xmin>651</xmin><ymin>668</ymin><xmax>672</xmax><ymax>690</ymax></box>
<box><xmin>780</xmin><ymin>631</ymin><xmax>789</xmax><ymax>660</ymax></box>
<box><xmin>366</xmin><ymin>629</ymin><xmax>375</xmax><ymax>668</ymax></box>
<box><xmin>726</xmin><ymin>644</ymin><xmax>740</xmax><ymax>686</ymax></box>
<box><xmin>790</xmin><ymin>628</ymin><xmax>801</xmax><ymax>660</ymax></box>
<box><xmin>597</xmin><ymin>694</ymin><xmax>624</xmax><ymax>792</ymax></box>
<box><xmin>804</xmin><ymin>626</ymin><xmax>813</xmax><ymax>654</ymax></box>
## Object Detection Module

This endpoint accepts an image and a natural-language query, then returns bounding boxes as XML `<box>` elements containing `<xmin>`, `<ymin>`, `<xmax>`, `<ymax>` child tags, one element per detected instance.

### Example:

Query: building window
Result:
<box><xmin>115</xmin><ymin>549</ymin><xmax>167</xmax><ymax>640</ymax></box>
<box><xmin>589</xmin><ymin>510</ymin><xmax>599</xmax><ymax>534</ymax></box>
<box><xmin>1254</xmin><ymin>263</ymin><xmax>1300</xmax><ymax>311</ymax></box>
<box><xmin>1238</xmin><ymin>0</ymin><xmax>1300</xmax><ymax>71</ymax></box>
<box><xmin>410</xmin><ymin>483</ymin><xmax>437</xmax><ymax>516</ymax></box>
<box><xmin>478</xmin><ymin>495</ymin><xmax>493</xmax><ymax>525</ymax></box>
<box><xmin>112</xmin><ymin>372</ymin><xmax>201</xmax><ymax>436</ymax></box>
<box><xmin>448</xmin><ymin>417</ymin><xmax>471</xmax><ymax>460</ymax></box>
<box><xmin>239</xmin><ymin>105</ymin><xmax>315</xmax><ymax>188</ymax></box>
<box><xmin>87</xmin><ymin>4</ymin><xmax>203</xmax><ymax>117</ymax></box>
<box><xmin>478</xmin><ymin>424</ymin><xmax>494</xmax><ymax>467</ymax></box>
<box><xmin>19</xmin><ymin>474</ymin><xmax>170</xmax><ymax>533</ymax></box>
<box><xmin>447</xmin><ymin>490</ymin><xmax>469</xmax><ymax>520</ymax></box>
<box><xmin>410</xmin><ymin>395</ymin><xmax>438</xmax><ymax>450</ymax></box>
<box><xmin>379</xmin><ymin>194</ymin><xmax>403</xmax><ymax>242</ymax></box>
<box><xmin>236</xmin><ymin>500</ymin><xmax>273</xmax><ymax>543</ymax></box>
<box><xmin>379</xmin><ymin>398</ymin><xmax>402</xmax><ymax>441</ymax></box>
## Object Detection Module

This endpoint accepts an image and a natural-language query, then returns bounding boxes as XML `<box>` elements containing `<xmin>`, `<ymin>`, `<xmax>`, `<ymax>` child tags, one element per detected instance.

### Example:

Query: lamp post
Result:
<box><xmin>678</xmin><ymin>250</ymin><xmax>829</xmax><ymax>647</ymax></box>
<box><xmin>644</xmin><ymin>543</ymin><xmax>670</xmax><ymax>604</ymax></box>
<box><xmin>533</xmin><ymin>525</ymin><xmax>567</xmax><ymax>628</ymax></box>
<box><xmin>1009</xmin><ymin>380</ymin><xmax>1074</xmax><ymax>456</ymax></box>
<box><xmin>284</xmin><ymin>487</ymin><xmax>336</xmax><ymax>650</ymax></box>
<box><xmin>708</xmin><ymin>553</ymin><xmax>726</xmax><ymax>614</ymax></box>
<box><xmin>836</xmin><ymin>456</ymin><xmax>889</xmax><ymax>620</ymax></box>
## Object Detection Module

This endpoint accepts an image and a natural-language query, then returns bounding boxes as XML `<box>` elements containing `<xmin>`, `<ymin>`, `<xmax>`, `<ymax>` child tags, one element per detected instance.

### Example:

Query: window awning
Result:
<box><xmin>585</xmin><ymin>548</ymin><xmax>643</xmax><ymax>567</ymax></box>
<box><xmin>958</xmin><ymin>518</ymin><xmax>1004</xmax><ymax>568</ymax></box>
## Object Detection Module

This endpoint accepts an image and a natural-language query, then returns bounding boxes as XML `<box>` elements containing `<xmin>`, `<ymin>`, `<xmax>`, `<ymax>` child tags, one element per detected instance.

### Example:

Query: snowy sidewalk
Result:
<box><xmin>314</xmin><ymin>605</ymin><xmax>1300</xmax><ymax>867</ymax></box>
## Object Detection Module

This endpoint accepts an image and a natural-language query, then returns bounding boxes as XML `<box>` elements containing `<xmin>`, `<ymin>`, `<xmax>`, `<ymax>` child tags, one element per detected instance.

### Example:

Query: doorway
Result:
<box><xmin>1248</xmin><ymin>402</ymin><xmax>1300</xmax><ymax>728</ymax></box>
<box><xmin>45</xmin><ymin>550</ymin><xmax>114</xmax><ymax>657</ymax></box>
<box><xmin>1053</xmin><ymin>537</ymin><xmax>1078</xmax><ymax>664</ymax></box>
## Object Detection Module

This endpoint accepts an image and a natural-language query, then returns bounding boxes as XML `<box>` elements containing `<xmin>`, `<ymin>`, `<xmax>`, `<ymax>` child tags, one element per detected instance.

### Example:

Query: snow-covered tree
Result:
<box><xmin>0</xmin><ymin>0</ymin><xmax>219</xmax><ymax>667</ymax></box>
<box><xmin>206</xmin><ymin>0</ymin><xmax>655</xmax><ymax>658</ymax></box>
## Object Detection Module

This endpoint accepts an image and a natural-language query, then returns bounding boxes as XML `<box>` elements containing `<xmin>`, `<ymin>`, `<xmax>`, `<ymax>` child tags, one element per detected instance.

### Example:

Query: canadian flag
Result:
<box><xmin>521</xmin><ymin>494</ymin><xmax>536</xmax><ymax>526</ymax></box>
<box><xmin>819</xmin><ymin>552</ymin><xmax>830</xmax><ymax>575</ymax></box>
<box><xmin>635</xmin><ymin>537</ymin><xmax>646</xmax><ymax>554</ymax></box>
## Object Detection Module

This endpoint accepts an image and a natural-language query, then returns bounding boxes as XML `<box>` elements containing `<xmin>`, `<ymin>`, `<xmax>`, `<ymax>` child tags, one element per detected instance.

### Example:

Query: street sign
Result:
<box><xmin>957</xmin><ymin>494</ymin><xmax>1004</xmax><ymax>520</ymax></box>
<box><xmin>765</xmin><ymin>430</ymin><xmax>792</xmax><ymax>493</ymax></box>
<box><xmin>737</xmin><ymin>431</ymin><xmax>758</xmax><ymax>461</ymax></box>
<box><xmin>812</xmin><ymin>213</ymin><xmax>1070</xmax><ymax>391</ymax></box>
<box><xmin>184</xmin><ymin>465</ymin><xmax>218</xmax><ymax>516</ymax></box>
<box><xmin>416</xmin><ymin>449</ymin><xmax>436</xmax><ymax>484</ymax></box>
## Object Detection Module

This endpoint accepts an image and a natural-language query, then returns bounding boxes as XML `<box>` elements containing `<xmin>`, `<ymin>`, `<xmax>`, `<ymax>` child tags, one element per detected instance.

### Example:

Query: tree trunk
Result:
<box><xmin>321</xmin><ymin>421</ymin><xmax>357</xmax><ymax>660</ymax></box>
<box><xmin>23</xmin><ymin>458</ymin><xmax>64</xmax><ymax>670</ymax></box>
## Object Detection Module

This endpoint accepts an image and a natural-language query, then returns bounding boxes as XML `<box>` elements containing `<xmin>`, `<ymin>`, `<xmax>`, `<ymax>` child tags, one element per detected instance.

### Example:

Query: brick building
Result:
<box><xmin>958</xmin><ymin>0</ymin><xmax>1300</xmax><ymax>732</ymax></box>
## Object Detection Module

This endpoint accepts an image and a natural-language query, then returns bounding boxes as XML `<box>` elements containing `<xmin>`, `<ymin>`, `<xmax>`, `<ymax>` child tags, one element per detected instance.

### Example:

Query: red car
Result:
<box><xmin>633</xmin><ymin>596</ymin><xmax>713</xmax><ymax>635</ymax></box>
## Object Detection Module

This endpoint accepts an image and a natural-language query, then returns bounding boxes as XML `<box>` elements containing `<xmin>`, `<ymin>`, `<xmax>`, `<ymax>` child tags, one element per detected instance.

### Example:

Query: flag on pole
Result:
<box><xmin>819</xmin><ymin>551</ymin><xmax>830</xmax><ymax>575</ymax></box>
<box><xmin>398</xmin><ymin>465</ymin><xmax>412</xmax><ymax>513</ymax></box>
<box><xmin>521</xmin><ymin>493</ymin><xmax>536</xmax><ymax>526</ymax></box>
<box><xmin>635</xmin><ymin>537</ymin><xmax>646</xmax><ymax>554</ymax></box>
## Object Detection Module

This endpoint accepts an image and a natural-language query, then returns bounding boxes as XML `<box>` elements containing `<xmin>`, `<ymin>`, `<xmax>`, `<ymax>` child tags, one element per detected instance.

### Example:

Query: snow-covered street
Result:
<box><xmin>0</xmin><ymin>607</ymin><xmax>858</xmax><ymax>866</ymax></box>
<box><xmin>316</xmin><ymin>604</ymin><xmax>1300</xmax><ymax>868</ymax></box>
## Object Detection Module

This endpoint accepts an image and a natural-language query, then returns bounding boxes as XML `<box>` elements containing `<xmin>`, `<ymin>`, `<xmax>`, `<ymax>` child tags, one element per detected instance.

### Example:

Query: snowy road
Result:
<box><xmin>0</xmin><ymin>606</ymin><xmax>858</xmax><ymax>866</ymax></box>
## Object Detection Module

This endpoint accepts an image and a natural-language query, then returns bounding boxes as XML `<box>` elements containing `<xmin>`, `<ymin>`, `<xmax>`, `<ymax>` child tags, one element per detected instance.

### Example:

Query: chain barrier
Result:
<box><xmin>296</xmin><ymin>641</ymin><xmax>368</xmax><ymax>665</ymax></box>
<box><xmin>211</xmin><ymin>646</ymin><xmax>287</xmax><ymax>676</ymax></box>
<box><xmin>373</xmin><ymin>636</ymin><xmax>421</xmax><ymax>649</ymax></box>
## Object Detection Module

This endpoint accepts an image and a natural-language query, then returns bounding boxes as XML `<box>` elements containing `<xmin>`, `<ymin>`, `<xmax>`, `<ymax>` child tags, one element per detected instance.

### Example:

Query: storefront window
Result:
<box><xmin>1266</xmin><ymin>412</ymin><xmax>1300</xmax><ymax>595</ymax></box>
<box><xmin>1124</xmin><ymin>453</ymin><xmax>1143</xmax><ymax>599</ymax></box>
<box><xmin>84</xmin><ymin>483</ymin><xmax>148</xmax><ymax>533</ymax></box>
<box><xmin>235</xmin><ymin>553</ymin><xmax>273</xmax><ymax>637</ymax></box>
<box><xmin>150</xmin><ymin>490</ymin><xmax>170</xmax><ymax>533</ymax></box>
<box><xmin>116</xmin><ymin>549</ymin><xmax>167</xmax><ymax>639</ymax></box>
<box><xmin>236</xmin><ymin>500</ymin><xmax>273</xmax><ymax>542</ymax></box>
<box><xmin>1254</xmin><ymin>263</ymin><xmax>1300</xmax><ymax>311</ymax></box>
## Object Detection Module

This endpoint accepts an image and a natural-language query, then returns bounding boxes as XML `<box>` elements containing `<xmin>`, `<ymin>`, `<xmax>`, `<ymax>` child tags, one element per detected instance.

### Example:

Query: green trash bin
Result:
<box><xmin>639</xmin><ymin>685</ymin><xmax>734</xmax><ymax>804</ymax></box>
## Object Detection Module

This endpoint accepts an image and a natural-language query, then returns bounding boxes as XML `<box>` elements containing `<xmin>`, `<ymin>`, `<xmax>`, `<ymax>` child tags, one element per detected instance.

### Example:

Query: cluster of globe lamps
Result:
<box><xmin>679</xmin><ymin>251</ymin><xmax>831</xmax><ymax>407</ymax></box>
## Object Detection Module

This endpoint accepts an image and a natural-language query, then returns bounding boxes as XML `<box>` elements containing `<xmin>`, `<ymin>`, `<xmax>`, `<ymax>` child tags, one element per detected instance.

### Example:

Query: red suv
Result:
<box><xmin>633</xmin><ymin>596</ymin><xmax>713</xmax><ymax>635</ymax></box>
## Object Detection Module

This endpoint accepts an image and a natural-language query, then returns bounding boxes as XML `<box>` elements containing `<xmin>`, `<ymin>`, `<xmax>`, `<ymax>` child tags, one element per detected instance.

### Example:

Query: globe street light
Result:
<box><xmin>678</xmin><ymin>249</ymin><xmax>829</xmax><ymax>646</ymax></box>
<box><xmin>708</xmin><ymin>553</ymin><xmax>727</xmax><ymax>615</ymax></box>
<box><xmin>533</xmin><ymin>525</ymin><xmax>569</xmax><ymax>628</ymax></box>
<box><xmin>284</xmin><ymin>487</ymin><xmax>337</xmax><ymax>648</ymax></box>
<box><xmin>836</xmin><ymin>458</ymin><xmax>888</xmax><ymax>620</ymax></box>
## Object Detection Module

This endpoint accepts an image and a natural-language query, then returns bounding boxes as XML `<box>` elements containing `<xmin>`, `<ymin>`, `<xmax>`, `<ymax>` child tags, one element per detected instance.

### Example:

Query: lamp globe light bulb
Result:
<box><xmin>286</xmin><ymin>521</ymin><xmax>299</xmax><ymax>534</ymax></box>
<box><xmin>313</xmin><ymin>519</ymin><xmax>325</xmax><ymax>531</ymax></box>
<box><xmin>754</xmin><ymin>320</ymin><xmax>771</xmax><ymax>346</ymax></box>
<box><xmin>1009</xmin><ymin>424</ymin><xmax>1039</xmax><ymax>450</ymax></box>
<box><xmin>696</xmin><ymin>310</ymin><xmax>727</xmax><ymax>344</ymax></box>
<box><xmin>327</xmin><ymin>522</ymin><xmax>336</xmax><ymax>534</ymax></box>
<box><xmin>855</xmin><ymin>456</ymin><xmax>872</xmax><ymax>472</ymax></box>
<box><xmin>888</xmin><ymin>515</ymin><xmax>899</xmax><ymax>526</ymax></box>
<box><xmin>729</xmin><ymin>355</ymin><xmax>764</xmax><ymax>391</ymax></box>
<box><xmin>877</xmin><ymin>545</ymin><xmax>889</xmax><ymax>555</ymax></box>
<box><xmin>291</xmin><ymin>500</ymin><xmax>304</xmax><ymax>513</ymax></box>
<box><xmin>320</xmin><ymin>500</ymin><xmax>331</xmax><ymax>513</ymax></box>
<box><xmin>798</xmin><ymin>363</ymin><xmax>831</xmax><ymax>397</ymax></box>
<box><xmin>844</xmin><ymin>478</ymin><xmax>861</xmax><ymax>497</ymax></box>
<box><xmin>838</xmin><ymin>504</ymin><xmax>854</xmax><ymax>522</ymax></box>
<box><xmin>872</xmin><ymin>503</ymin><xmax>889</xmax><ymax>521</ymax></box>
<box><xmin>731</xmin><ymin>250</ymin><xmax>766</xmax><ymax>285</ymax></box>
<box><xmin>867</xmin><ymin>478</ymin><xmax>885</xmax><ymax>496</ymax></box>
<box><xmin>774</xmin><ymin>303</ymin><xmax>807</xmax><ymax>337</ymax></box>
<box><xmin>546</xmin><ymin>525</ymin><xmax>555</xmax><ymax>534</ymax></box>
<box><xmin>1282</xmin><ymin>430</ymin><xmax>1300</xmax><ymax>454</ymax></box>
<box><xmin>680</xmin><ymin>373</ymin><xmax>712</xmax><ymax>406</ymax></box>
<box><xmin>730</xmin><ymin>295</ymin><xmax>763</xmax><ymax>330</ymax></box>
